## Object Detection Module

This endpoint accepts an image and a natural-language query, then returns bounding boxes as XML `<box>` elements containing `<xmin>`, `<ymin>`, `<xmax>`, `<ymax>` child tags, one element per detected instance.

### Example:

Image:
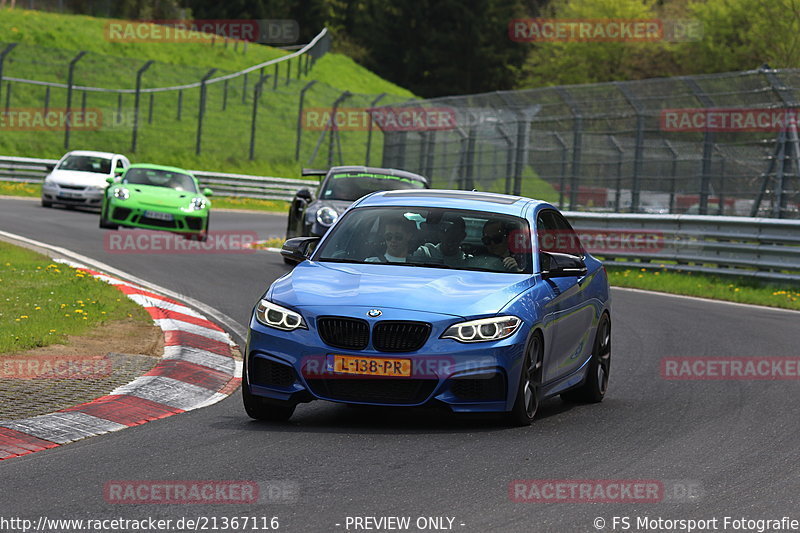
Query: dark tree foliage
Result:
<box><xmin>184</xmin><ymin>0</ymin><xmax>535</xmax><ymax>97</ymax></box>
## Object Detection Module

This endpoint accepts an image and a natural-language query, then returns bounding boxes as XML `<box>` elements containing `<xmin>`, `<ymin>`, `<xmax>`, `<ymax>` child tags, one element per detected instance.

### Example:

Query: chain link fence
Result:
<box><xmin>377</xmin><ymin>67</ymin><xmax>800</xmax><ymax>219</ymax></box>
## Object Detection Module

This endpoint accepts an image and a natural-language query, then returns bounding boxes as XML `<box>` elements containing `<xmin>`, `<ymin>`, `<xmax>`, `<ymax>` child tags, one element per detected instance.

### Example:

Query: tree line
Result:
<box><xmin>42</xmin><ymin>0</ymin><xmax>800</xmax><ymax>97</ymax></box>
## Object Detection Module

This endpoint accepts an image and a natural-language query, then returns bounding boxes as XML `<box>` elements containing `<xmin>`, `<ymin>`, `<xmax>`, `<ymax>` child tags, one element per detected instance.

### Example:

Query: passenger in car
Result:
<box><xmin>470</xmin><ymin>219</ymin><xmax>524</xmax><ymax>272</ymax></box>
<box><xmin>412</xmin><ymin>216</ymin><xmax>470</xmax><ymax>266</ymax></box>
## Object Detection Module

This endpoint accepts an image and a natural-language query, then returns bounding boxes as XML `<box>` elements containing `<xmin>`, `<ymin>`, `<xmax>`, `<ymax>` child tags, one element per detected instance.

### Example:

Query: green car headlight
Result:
<box><xmin>255</xmin><ymin>299</ymin><xmax>307</xmax><ymax>331</ymax></box>
<box><xmin>441</xmin><ymin>316</ymin><xmax>521</xmax><ymax>343</ymax></box>
<box><xmin>189</xmin><ymin>197</ymin><xmax>207</xmax><ymax>211</ymax></box>
<box><xmin>113</xmin><ymin>187</ymin><xmax>130</xmax><ymax>200</ymax></box>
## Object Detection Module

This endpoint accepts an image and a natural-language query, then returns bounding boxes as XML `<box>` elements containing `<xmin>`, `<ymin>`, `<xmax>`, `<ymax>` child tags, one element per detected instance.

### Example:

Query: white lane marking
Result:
<box><xmin>0</xmin><ymin>229</ymin><xmax>247</xmax><ymax>342</ymax></box>
<box><xmin>154</xmin><ymin>319</ymin><xmax>231</xmax><ymax>343</ymax></box>
<box><xmin>1</xmin><ymin>412</ymin><xmax>127</xmax><ymax>444</ymax></box>
<box><xmin>163</xmin><ymin>346</ymin><xmax>236</xmax><ymax>375</ymax></box>
<box><xmin>612</xmin><ymin>286</ymin><xmax>800</xmax><ymax>314</ymax></box>
<box><xmin>124</xmin><ymin>295</ymin><xmax>206</xmax><ymax>319</ymax></box>
<box><xmin>109</xmin><ymin>376</ymin><xmax>220</xmax><ymax>411</ymax></box>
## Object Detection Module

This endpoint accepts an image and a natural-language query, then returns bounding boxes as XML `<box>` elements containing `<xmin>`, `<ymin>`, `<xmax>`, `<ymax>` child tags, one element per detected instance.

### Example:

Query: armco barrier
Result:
<box><xmin>563</xmin><ymin>212</ymin><xmax>800</xmax><ymax>283</ymax></box>
<box><xmin>0</xmin><ymin>155</ymin><xmax>317</xmax><ymax>202</ymax></box>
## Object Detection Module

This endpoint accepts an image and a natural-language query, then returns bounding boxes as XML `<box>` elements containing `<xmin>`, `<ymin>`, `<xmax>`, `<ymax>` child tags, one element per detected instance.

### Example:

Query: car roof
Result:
<box><xmin>62</xmin><ymin>150</ymin><xmax>122</xmax><ymax>159</ymax></box>
<box><xmin>354</xmin><ymin>189</ymin><xmax>549</xmax><ymax>217</ymax></box>
<box><xmin>327</xmin><ymin>165</ymin><xmax>428</xmax><ymax>184</ymax></box>
<box><xmin>126</xmin><ymin>163</ymin><xmax>194</xmax><ymax>175</ymax></box>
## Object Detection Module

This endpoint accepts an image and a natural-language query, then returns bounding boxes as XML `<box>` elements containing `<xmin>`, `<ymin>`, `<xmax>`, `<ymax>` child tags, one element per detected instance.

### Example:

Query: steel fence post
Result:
<box><xmin>64</xmin><ymin>51</ymin><xmax>87</xmax><ymax>150</ymax></box>
<box><xmin>131</xmin><ymin>60</ymin><xmax>154</xmax><ymax>154</ymax></box>
<box><xmin>195</xmin><ymin>68</ymin><xmax>217</xmax><ymax>156</ymax></box>
<box><xmin>249</xmin><ymin>74</ymin><xmax>270</xmax><ymax>160</ymax></box>
<box><xmin>556</xmin><ymin>88</ymin><xmax>583</xmax><ymax>209</ymax></box>
<box><xmin>663</xmin><ymin>140</ymin><xmax>678</xmax><ymax>214</ymax></box>
<box><xmin>328</xmin><ymin>91</ymin><xmax>352</xmax><ymax>167</ymax></box>
<box><xmin>295</xmin><ymin>80</ymin><xmax>318</xmax><ymax>161</ymax></box>
<box><xmin>609</xmin><ymin>135</ymin><xmax>624</xmax><ymax>212</ymax></box>
<box><xmin>365</xmin><ymin>93</ymin><xmax>386</xmax><ymax>165</ymax></box>
<box><xmin>0</xmin><ymin>44</ymin><xmax>17</xmax><ymax>110</ymax></box>
<box><xmin>615</xmin><ymin>82</ymin><xmax>646</xmax><ymax>213</ymax></box>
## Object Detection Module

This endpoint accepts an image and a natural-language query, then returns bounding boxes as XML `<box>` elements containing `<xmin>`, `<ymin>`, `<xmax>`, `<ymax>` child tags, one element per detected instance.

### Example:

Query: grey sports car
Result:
<box><xmin>285</xmin><ymin>166</ymin><xmax>429</xmax><ymax>239</ymax></box>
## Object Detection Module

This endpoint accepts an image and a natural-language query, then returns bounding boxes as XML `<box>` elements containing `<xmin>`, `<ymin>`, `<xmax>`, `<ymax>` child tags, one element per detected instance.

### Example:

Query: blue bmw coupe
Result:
<box><xmin>243</xmin><ymin>190</ymin><xmax>611</xmax><ymax>425</ymax></box>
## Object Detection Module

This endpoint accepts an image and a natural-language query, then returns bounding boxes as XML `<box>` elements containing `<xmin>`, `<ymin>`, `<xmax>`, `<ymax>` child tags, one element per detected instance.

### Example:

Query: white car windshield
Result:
<box><xmin>57</xmin><ymin>155</ymin><xmax>112</xmax><ymax>174</ymax></box>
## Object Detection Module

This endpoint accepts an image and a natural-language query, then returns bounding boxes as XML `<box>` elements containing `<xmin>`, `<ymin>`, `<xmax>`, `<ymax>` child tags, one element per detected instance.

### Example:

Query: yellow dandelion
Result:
<box><xmin>20</xmin><ymin>315</ymin><xmax>28</xmax><ymax>319</ymax></box>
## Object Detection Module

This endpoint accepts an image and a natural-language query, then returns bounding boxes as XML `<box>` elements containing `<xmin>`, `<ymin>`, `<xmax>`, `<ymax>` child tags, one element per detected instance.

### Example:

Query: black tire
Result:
<box><xmin>41</xmin><ymin>198</ymin><xmax>53</xmax><ymax>208</ymax></box>
<box><xmin>242</xmin><ymin>364</ymin><xmax>296</xmax><ymax>422</ymax></box>
<box><xmin>506</xmin><ymin>332</ymin><xmax>544</xmax><ymax>427</ymax></box>
<box><xmin>562</xmin><ymin>313</ymin><xmax>611</xmax><ymax>404</ymax></box>
<box><xmin>98</xmin><ymin>207</ymin><xmax>118</xmax><ymax>230</ymax></box>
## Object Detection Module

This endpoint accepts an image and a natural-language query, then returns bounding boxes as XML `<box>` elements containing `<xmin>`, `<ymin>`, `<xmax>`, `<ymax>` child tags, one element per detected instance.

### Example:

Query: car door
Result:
<box><xmin>537</xmin><ymin>209</ymin><xmax>596</xmax><ymax>382</ymax></box>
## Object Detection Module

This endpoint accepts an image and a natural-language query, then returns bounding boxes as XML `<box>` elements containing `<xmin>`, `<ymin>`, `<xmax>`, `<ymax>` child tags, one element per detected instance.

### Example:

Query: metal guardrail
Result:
<box><xmin>0</xmin><ymin>155</ymin><xmax>316</xmax><ymax>202</ymax></box>
<box><xmin>563</xmin><ymin>212</ymin><xmax>800</xmax><ymax>283</ymax></box>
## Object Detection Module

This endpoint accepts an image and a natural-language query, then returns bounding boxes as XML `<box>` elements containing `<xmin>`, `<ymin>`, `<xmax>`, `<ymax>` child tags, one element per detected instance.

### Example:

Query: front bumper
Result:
<box><xmin>105</xmin><ymin>200</ymin><xmax>208</xmax><ymax>234</ymax></box>
<box><xmin>244</xmin><ymin>307</ymin><xmax>528</xmax><ymax>413</ymax></box>
<box><xmin>42</xmin><ymin>182</ymin><xmax>104</xmax><ymax>206</ymax></box>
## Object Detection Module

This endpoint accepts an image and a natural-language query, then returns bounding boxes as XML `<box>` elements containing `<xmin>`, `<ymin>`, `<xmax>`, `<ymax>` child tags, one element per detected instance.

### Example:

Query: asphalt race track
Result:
<box><xmin>0</xmin><ymin>197</ymin><xmax>798</xmax><ymax>532</ymax></box>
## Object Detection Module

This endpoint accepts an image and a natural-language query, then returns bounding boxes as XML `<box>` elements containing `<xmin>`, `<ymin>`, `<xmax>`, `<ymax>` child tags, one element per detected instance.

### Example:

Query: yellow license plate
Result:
<box><xmin>332</xmin><ymin>355</ymin><xmax>411</xmax><ymax>377</ymax></box>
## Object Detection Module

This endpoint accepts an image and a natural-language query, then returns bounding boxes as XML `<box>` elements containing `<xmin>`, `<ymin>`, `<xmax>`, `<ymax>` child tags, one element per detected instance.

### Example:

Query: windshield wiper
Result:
<box><xmin>319</xmin><ymin>258</ymin><xmax>364</xmax><ymax>264</ymax></box>
<box><xmin>403</xmin><ymin>262</ymin><xmax>454</xmax><ymax>269</ymax></box>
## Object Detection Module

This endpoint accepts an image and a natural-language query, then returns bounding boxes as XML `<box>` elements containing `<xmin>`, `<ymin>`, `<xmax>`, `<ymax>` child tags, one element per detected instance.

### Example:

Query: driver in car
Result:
<box><xmin>366</xmin><ymin>217</ymin><xmax>416</xmax><ymax>263</ymax></box>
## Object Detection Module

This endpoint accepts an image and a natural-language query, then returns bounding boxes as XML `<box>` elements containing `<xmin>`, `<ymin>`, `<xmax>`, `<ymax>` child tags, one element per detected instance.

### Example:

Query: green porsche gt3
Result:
<box><xmin>99</xmin><ymin>164</ymin><xmax>213</xmax><ymax>240</ymax></box>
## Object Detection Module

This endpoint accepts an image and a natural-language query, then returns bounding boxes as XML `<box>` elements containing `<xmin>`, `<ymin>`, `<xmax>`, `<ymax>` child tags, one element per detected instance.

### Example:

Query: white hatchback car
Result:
<box><xmin>41</xmin><ymin>150</ymin><xmax>130</xmax><ymax>208</ymax></box>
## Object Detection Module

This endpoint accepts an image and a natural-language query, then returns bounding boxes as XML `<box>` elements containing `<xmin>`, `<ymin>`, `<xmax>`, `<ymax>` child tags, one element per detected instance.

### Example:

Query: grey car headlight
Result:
<box><xmin>441</xmin><ymin>316</ymin><xmax>521</xmax><ymax>343</ymax></box>
<box><xmin>255</xmin><ymin>299</ymin><xmax>307</xmax><ymax>331</ymax></box>
<box><xmin>316</xmin><ymin>206</ymin><xmax>339</xmax><ymax>227</ymax></box>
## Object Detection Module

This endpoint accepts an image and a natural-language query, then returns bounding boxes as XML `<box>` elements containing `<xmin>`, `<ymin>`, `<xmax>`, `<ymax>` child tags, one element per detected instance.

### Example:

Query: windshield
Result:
<box><xmin>57</xmin><ymin>155</ymin><xmax>112</xmax><ymax>174</ymax></box>
<box><xmin>123</xmin><ymin>168</ymin><xmax>198</xmax><ymax>193</ymax></box>
<box><xmin>314</xmin><ymin>206</ymin><xmax>532</xmax><ymax>274</ymax></box>
<box><xmin>319</xmin><ymin>172</ymin><xmax>425</xmax><ymax>201</ymax></box>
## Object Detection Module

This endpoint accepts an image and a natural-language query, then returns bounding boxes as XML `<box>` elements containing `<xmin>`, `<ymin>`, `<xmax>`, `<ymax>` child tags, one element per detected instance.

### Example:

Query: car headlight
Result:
<box><xmin>86</xmin><ymin>185</ymin><xmax>104</xmax><ymax>192</ymax></box>
<box><xmin>189</xmin><ymin>197</ymin><xmax>207</xmax><ymax>210</ymax></box>
<box><xmin>113</xmin><ymin>187</ymin><xmax>130</xmax><ymax>200</ymax></box>
<box><xmin>441</xmin><ymin>316</ymin><xmax>521</xmax><ymax>343</ymax></box>
<box><xmin>255</xmin><ymin>299</ymin><xmax>307</xmax><ymax>331</ymax></box>
<box><xmin>316</xmin><ymin>206</ymin><xmax>338</xmax><ymax>227</ymax></box>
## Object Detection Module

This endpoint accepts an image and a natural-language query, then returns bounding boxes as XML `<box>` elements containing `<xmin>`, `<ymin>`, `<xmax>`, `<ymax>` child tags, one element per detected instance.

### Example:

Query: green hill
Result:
<box><xmin>0</xmin><ymin>8</ymin><xmax>414</xmax><ymax>179</ymax></box>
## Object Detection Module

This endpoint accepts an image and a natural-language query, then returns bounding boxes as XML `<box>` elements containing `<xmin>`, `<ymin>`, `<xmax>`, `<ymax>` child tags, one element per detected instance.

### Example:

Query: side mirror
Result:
<box><xmin>105</xmin><ymin>176</ymin><xmax>115</xmax><ymax>185</ymax></box>
<box><xmin>295</xmin><ymin>188</ymin><xmax>313</xmax><ymax>202</ymax></box>
<box><xmin>203</xmin><ymin>188</ymin><xmax>213</xmax><ymax>197</ymax></box>
<box><xmin>540</xmin><ymin>251</ymin><xmax>587</xmax><ymax>279</ymax></box>
<box><xmin>281</xmin><ymin>237</ymin><xmax>320</xmax><ymax>264</ymax></box>
<box><xmin>114</xmin><ymin>167</ymin><xmax>125</xmax><ymax>175</ymax></box>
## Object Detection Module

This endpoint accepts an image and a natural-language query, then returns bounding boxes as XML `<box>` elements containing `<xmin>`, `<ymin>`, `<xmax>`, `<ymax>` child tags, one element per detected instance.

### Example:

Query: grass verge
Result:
<box><xmin>0</xmin><ymin>240</ymin><xmax>152</xmax><ymax>353</ymax></box>
<box><xmin>606</xmin><ymin>265</ymin><xmax>800</xmax><ymax>310</ymax></box>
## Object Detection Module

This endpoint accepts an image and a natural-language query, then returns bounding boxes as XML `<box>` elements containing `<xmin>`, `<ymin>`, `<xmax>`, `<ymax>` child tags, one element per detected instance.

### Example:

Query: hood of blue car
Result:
<box><xmin>269</xmin><ymin>261</ymin><xmax>534</xmax><ymax>318</ymax></box>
